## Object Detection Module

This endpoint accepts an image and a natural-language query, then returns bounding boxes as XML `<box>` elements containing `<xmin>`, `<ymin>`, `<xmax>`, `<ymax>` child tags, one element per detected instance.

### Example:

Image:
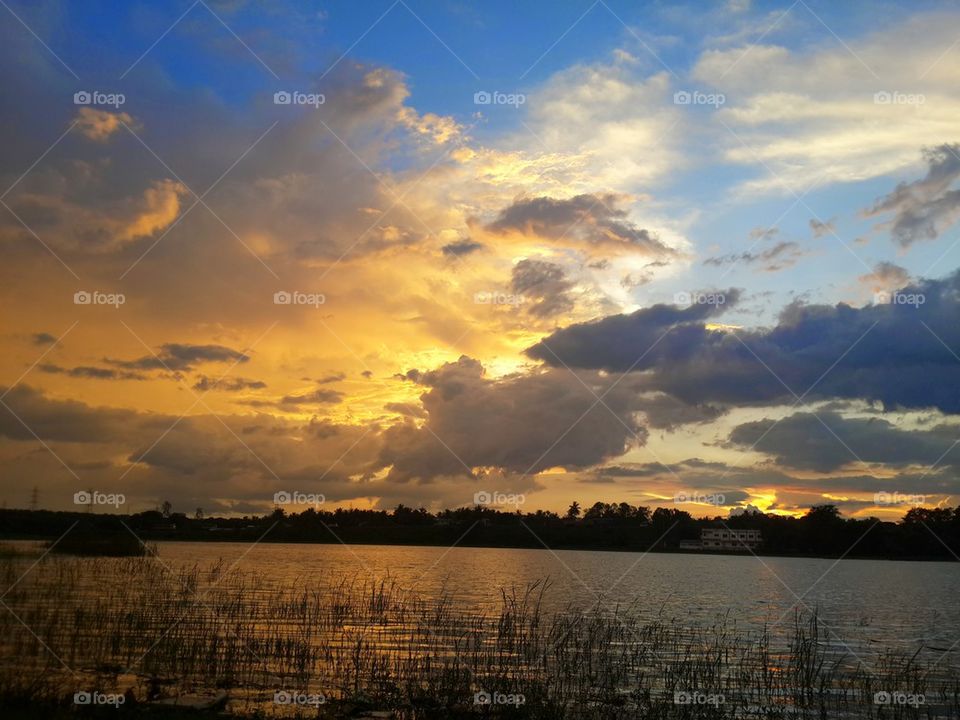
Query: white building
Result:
<box><xmin>699</xmin><ymin>527</ymin><xmax>762</xmax><ymax>551</ymax></box>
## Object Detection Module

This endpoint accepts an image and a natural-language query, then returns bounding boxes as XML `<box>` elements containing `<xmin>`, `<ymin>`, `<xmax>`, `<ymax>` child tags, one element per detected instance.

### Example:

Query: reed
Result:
<box><xmin>0</xmin><ymin>555</ymin><xmax>956</xmax><ymax>718</ymax></box>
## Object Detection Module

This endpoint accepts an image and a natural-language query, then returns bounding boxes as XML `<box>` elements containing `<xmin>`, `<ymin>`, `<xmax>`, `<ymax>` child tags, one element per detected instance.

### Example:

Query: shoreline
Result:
<box><xmin>3</xmin><ymin>533</ymin><xmax>956</xmax><ymax>563</ymax></box>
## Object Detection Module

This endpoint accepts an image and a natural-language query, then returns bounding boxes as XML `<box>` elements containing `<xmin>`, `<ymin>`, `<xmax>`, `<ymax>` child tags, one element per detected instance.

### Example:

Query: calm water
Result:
<box><xmin>153</xmin><ymin>541</ymin><xmax>960</xmax><ymax>663</ymax></box>
<box><xmin>4</xmin><ymin>540</ymin><xmax>959</xmax><ymax>716</ymax></box>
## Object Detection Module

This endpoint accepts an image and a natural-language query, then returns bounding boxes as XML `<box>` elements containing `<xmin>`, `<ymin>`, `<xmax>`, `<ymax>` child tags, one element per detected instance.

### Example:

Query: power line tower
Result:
<box><xmin>29</xmin><ymin>486</ymin><xmax>39</xmax><ymax>511</ymax></box>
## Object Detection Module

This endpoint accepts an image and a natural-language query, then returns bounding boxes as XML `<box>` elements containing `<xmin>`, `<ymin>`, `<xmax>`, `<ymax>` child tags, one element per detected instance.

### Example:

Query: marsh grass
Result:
<box><xmin>0</xmin><ymin>555</ymin><xmax>956</xmax><ymax>718</ymax></box>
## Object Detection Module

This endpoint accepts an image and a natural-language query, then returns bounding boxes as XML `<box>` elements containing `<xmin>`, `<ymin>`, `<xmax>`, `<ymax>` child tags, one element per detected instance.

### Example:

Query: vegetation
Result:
<box><xmin>0</xmin><ymin>555</ymin><xmax>956</xmax><ymax>719</ymax></box>
<box><xmin>2</xmin><ymin>503</ymin><xmax>960</xmax><ymax>560</ymax></box>
<box><xmin>47</xmin><ymin>521</ymin><xmax>155</xmax><ymax>557</ymax></box>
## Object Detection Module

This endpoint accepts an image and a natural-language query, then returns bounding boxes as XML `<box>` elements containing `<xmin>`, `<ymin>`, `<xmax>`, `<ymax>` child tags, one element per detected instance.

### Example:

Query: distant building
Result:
<box><xmin>700</xmin><ymin>527</ymin><xmax>762</xmax><ymax>551</ymax></box>
<box><xmin>680</xmin><ymin>528</ymin><xmax>763</xmax><ymax>551</ymax></box>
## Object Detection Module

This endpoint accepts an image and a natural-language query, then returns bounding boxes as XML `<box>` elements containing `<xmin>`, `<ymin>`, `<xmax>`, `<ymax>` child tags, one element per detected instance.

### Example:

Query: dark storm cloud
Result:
<box><xmin>864</xmin><ymin>144</ymin><xmax>960</xmax><ymax>247</ymax></box>
<box><xmin>378</xmin><ymin>356</ymin><xmax>648</xmax><ymax>482</ymax></box>
<box><xmin>441</xmin><ymin>239</ymin><xmax>484</xmax><ymax>256</ymax></box>
<box><xmin>483</xmin><ymin>193</ymin><xmax>676</xmax><ymax>256</ymax></box>
<box><xmin>511</xmin><ymin>258</ymin><xmax>575</xmax><ymax>318</ymax></box>
<box><xmin>528</xmin><ymin>270</ymin><xmax>960</xmax><ymax>414</ymax></box>
<box><xmin>526</xmin><ymin>289</ymin><xmax>741</xmax><ymax>376</ymax></box>
<box><xmin>107</xmin><ymin>343</ymin><xmax>249</xmax><ymax>372</ymax></box>
<box><xmin>729</xmin><ymin>411</ymin><xmax>960</xmax><ymax>473</ymax></box>
<box><xmin>38</xmin><ymin>364</ymin><xmax>146</xmax><ymax>381</ymax></box>
<box><xmin>634</xmin><ymin>392</ymin><xmax>724</xmax><ymax>429</ymax></box>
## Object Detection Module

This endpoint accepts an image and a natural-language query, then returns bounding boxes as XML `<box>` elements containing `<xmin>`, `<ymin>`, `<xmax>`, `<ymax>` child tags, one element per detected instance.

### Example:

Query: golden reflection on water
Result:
<box><xmin>1</xmin><ymin>542</ymin><xmax>958</xmax><ymax>717</ymax></box>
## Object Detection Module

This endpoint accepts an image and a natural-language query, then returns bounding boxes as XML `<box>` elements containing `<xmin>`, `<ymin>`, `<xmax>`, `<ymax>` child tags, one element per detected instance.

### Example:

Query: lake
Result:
<box><xmin>2</xmin><ymin>540</ymin><xmax>959</xmax><ymax>717</ymax></box>
<box><xmin>157</xmin><ymin>542</ymin><xmax>960</xmax><ymax>663</ymax></box>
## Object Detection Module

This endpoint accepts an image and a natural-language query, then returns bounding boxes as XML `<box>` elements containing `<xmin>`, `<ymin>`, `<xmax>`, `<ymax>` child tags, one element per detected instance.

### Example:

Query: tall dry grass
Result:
<box><xmin>0</xmin><ymin>554</ymin><xmax>956</xmax><ymax>718</ymax></box>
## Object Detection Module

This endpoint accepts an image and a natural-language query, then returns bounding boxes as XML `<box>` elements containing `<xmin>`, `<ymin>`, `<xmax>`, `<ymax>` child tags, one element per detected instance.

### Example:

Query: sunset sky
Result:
<box><xmin>2</xmin><ymin>0</ymin><xmax>960</xmax><ymax>519</ymax></box>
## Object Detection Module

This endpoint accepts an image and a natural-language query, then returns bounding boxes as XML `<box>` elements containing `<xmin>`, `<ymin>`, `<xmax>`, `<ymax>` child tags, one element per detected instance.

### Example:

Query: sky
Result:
<box><xmin>1</xmin><ymin>0</ymin><xmax>960</xmax><ymax>520</ymax></box>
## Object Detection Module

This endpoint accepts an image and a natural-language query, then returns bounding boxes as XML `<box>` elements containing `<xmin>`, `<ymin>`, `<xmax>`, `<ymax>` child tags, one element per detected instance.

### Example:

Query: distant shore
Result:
<box><xmin>2</xmin><ymin>503</ymin><xmax>958</xmax><ymax>562</ymax></box>
<box><xmin>2</xmin><ymin>532</ymin><xmax>956</xmax><ymax>563</ymax></box>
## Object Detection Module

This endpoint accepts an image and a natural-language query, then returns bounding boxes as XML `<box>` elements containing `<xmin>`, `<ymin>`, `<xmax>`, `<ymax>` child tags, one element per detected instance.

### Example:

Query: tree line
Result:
<box><xmin>1</xmin><ymin>502</ymin><xmax>958</xmax><ymax>559</ymax></box>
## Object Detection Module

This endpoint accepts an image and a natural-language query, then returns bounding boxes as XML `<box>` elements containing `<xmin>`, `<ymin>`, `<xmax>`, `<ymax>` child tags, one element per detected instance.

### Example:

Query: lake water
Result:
<box><xmin>152</xmin><ymin>541</ymin><xmax>960</xmax><ymax>664</ymax></box>
<box><xmin>3</xmin><ymin>540</ymin><xmax>959</xmax><ymax>718</ymax></box>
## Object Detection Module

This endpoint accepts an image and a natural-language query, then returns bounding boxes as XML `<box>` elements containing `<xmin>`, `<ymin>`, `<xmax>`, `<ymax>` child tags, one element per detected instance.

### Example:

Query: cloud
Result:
<box><xmin>74</xmin><ymin>108</ymin><xmax>137</xmax><ymax>142</ymax></box>
<box><xmin>384</xmin><ymin>402</ymin><xmax>426</xmax><ymax>419</ymax></box>
<box><xmin>483</xmin><ymin>193</ymin><xmax>676</xmax><ymax>257</ymax></box>
<box><xmin>193</xmin><ymin>375</ymin><xmax>266</xmax><ymax>392</ymax></box>
<box><xmin>0</xmin><ymin>385</ymin><xmax>143</xmax><ymax>443</ymax></box>
<box><xmin>526</xmin><ymin>289</ymin><xmax>741</xmax><ymax>373</ymax></box>
<box><xmin>593</xmin><ymin>457</ymin><xmax>728</xmax><ymax>480</ymax></box>
<box><xmin>729</xmin><ymin>410</ymin><xmax>960</xmax><ymax>472</ymax></box>
<box><xmin>441</xmin><ymin>238</ymin><xmax>484</xmax><ymax>257</ymax></box>
<box><xmin>704</xmin><ymin>240</ymin><xmax>808</xmax><ymax>272</ymax></box>
<box><xmin>0</xmin><ymin>384</ymin><xmax>382</xmax><ymax>511</ymax></box>
<box><xmin>279</xmin><ymin>389</ymin><xmax>344</xmax><ymax>406</ymax></box>
<box><xmin>693</xmin><ymin>12</ymin><xmax>960</xmax><ymax>193</ymax></box>
<box><xmin>520</xmin><ymin>60</ymin><xmax>682</xmax><ymax>190</ymax></box>
<box><xmin>378</xmin><ymin>356</ymin><xmax>648</xmax><ymax>481</ymax></box>
<box><xmin>2</xmin><ymin>177</ymin><xmax>188</xmax><ymax>253</ymax></box>
<box><xmin>114</xmin><ymin>179</ymin><xmax>189</xmax><ymax>244</ymax></box>
<box><xmin>858</xmin><ymin>261</ymin><xmax>910</xmax><ymax>292</ymax></box>
<box><xmin>528</xmin><ymin>269</ymin><xmax>960</xmax><ymax>414</ymax></box>
<box><xmin>397</xmin><ymin>107</ymin><xmax>463</xmax><ymax>145</ymax></box>
<box><xmin>809</xmin><ymin>218</ymin><xmax>835</xmax><ymax>238</ymax></box>
<box><xmin>864</xmin><ymin>144</ymin><xmax>960</xmax><ymax>247</ymax></box>
<box><xmin>511</xmin><ymin>258</ymin><xmax>575</xmax><ymax>318</ymax></box>
<box><xmin>31</xmin><ymin>332</ymin><xmax>57</xmax><ymax>346</ymax></box>
<box><xmin>38</xmin><ymin>364</ymin><xmax>146</xmax><ymax>381</ymax></box>
<box><xmin>107</xmin><ymin>343</ymin><xmax>249</xmax><ymax>372</ymax></box>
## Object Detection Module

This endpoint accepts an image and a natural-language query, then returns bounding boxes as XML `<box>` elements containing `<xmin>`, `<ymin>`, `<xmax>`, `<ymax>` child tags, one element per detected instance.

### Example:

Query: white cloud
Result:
<box><xmin>693</xmin><ymin>12</ymin><xmax>960</xmax><ymax>194</ymax></box>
